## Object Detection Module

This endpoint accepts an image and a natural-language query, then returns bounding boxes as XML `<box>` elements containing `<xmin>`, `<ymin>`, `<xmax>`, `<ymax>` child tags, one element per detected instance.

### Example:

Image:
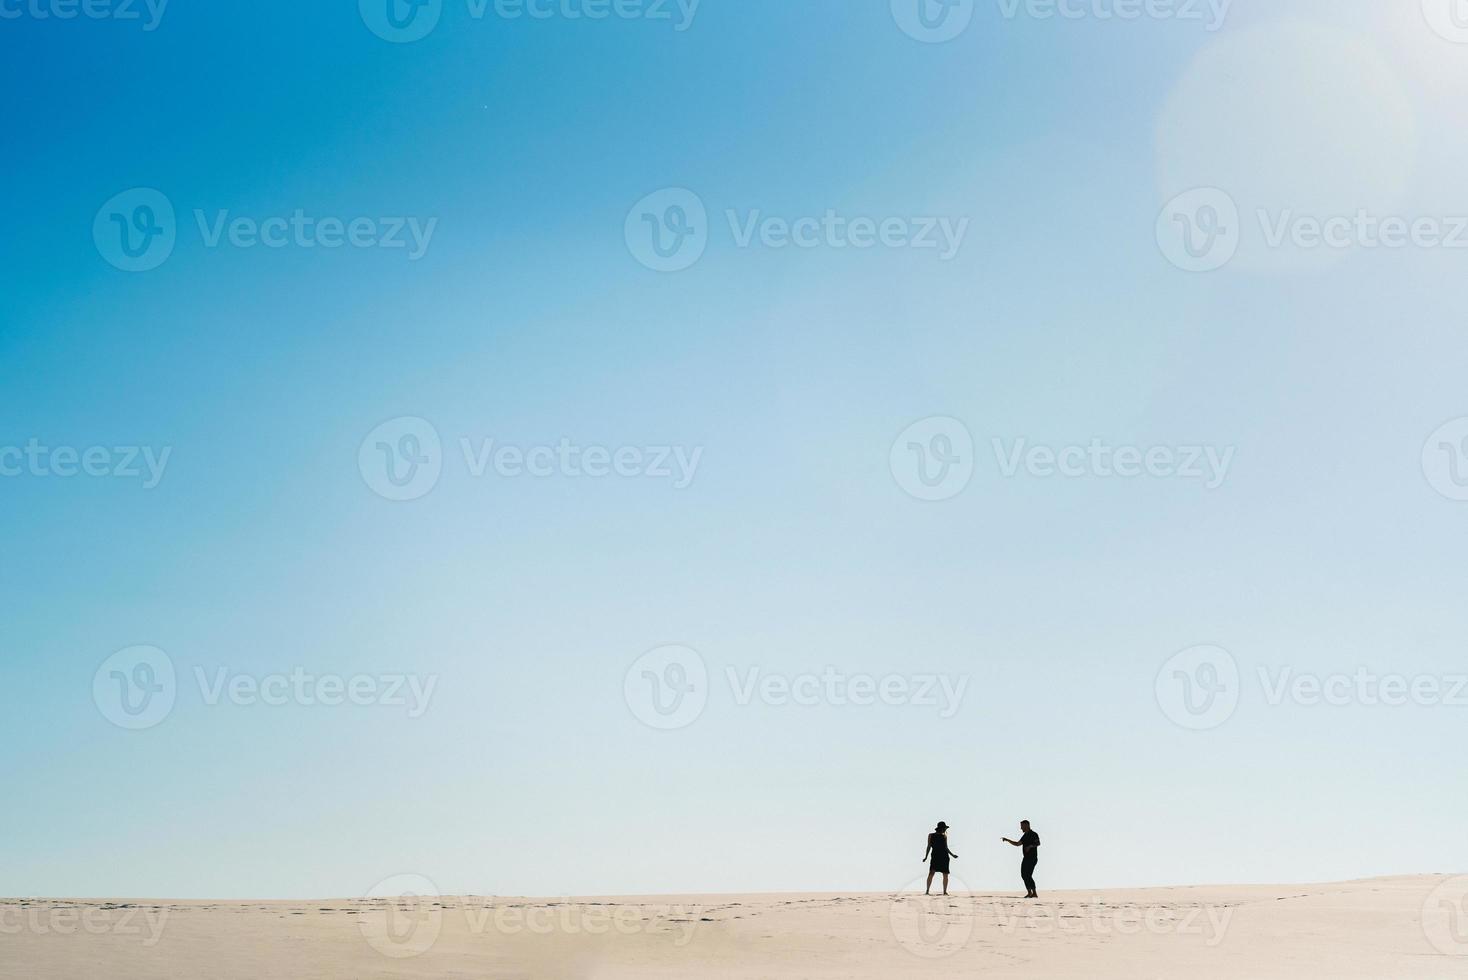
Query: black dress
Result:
<box><xmin>927</xmin><ymin>832</ymin><xmax>950</xmax><ymax>874</ymax></box>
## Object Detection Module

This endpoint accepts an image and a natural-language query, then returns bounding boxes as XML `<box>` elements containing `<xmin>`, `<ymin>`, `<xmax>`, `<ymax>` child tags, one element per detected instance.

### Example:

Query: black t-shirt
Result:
<box><xmin>1019</xmin><ymin>830</ymin><xmax>1040</xmax><ymax>854</ymax></box>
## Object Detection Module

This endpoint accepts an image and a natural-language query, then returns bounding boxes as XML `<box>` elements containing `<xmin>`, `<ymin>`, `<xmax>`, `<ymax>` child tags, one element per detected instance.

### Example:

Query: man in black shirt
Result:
<box><xmin>1001</xmin><ymin>820</ymin><xmax>1041</xmax><ymax>898</ymax></box>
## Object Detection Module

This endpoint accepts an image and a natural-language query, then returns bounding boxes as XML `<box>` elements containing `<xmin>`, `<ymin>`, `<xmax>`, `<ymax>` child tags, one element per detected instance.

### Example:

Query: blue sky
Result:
<box><xmin>2</xmin><ymin>0</ymin><xmax>1467</xmax><ymax>899</ymax></box>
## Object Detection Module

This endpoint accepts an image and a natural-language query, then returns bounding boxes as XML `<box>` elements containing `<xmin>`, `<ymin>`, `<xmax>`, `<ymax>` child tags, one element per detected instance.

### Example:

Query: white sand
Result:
<box><xmin>3</xmin><ymin>875</ymin><xmax>1464</xmax><ymax>978</ymax></box>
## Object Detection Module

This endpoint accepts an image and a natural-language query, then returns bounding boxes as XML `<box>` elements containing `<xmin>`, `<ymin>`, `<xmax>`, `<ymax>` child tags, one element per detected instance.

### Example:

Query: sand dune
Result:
<box><xmin>3</xmin><ymin>875</ymin><xmax>1464</xmax><ymax>978</ymax></box>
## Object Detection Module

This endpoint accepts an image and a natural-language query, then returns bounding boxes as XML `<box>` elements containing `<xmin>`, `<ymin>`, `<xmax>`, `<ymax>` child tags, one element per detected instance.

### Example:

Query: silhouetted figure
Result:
<box><xmin>923</xmin><ymin>821</ymin><xmax>958</xmax><ymax>895</ymax></box>
<box><xmin>1002</xmin><ymin>820</ymin><xmax>1041</xmax><ymax>898</ymax></box>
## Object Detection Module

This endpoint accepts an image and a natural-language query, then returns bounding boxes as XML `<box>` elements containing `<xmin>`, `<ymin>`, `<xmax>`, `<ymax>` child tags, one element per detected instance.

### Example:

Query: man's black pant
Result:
<box><xmin>1020</xmin><ymin>855</ymin><xmax>1038</xmax><ymax>894</ymax></box>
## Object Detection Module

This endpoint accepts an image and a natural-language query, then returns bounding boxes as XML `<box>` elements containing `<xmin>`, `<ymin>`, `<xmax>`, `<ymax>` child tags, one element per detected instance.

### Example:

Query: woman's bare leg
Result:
<box><xmin>941</xmin><ymin>872</ymin><xmax>950</xmax><ymax>895</ymax></box>
<box><xmin>925</xmin><ymin>871</ymin><xmax>935</xmax><ymax>895</ymax></box>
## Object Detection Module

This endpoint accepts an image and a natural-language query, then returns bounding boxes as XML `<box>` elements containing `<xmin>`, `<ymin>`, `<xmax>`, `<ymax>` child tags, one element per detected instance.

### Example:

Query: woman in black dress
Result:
<box><xmin>922</xmin><ymin>821</ymin><xmax>958</xmax><ymax>895</ymax></box>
